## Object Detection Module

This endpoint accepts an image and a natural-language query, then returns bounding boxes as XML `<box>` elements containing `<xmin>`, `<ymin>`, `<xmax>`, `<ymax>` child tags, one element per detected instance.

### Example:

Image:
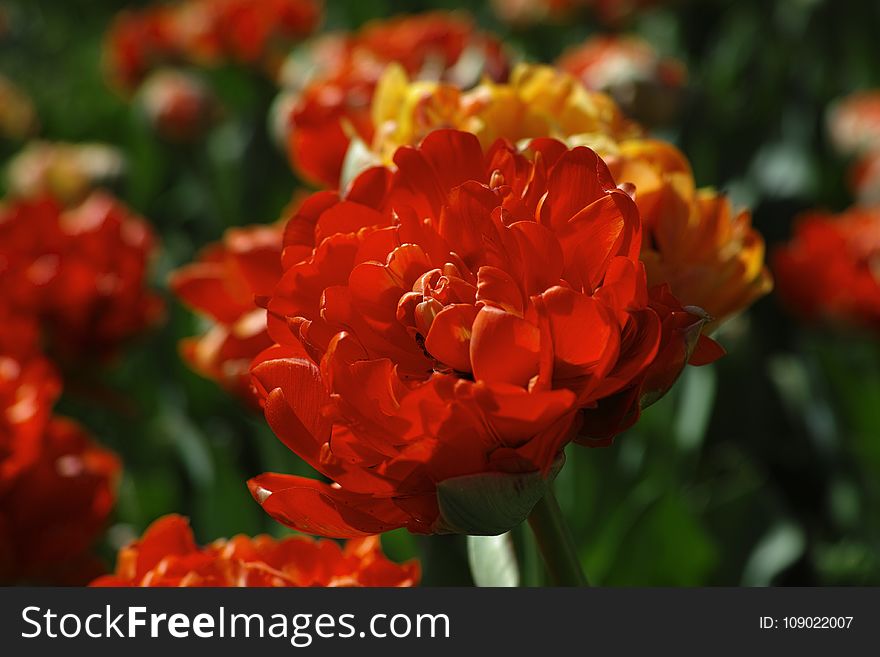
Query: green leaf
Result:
<box><xmin>467</xmin><ymin>533</ymin><xmax>520</xmax><ymax>587</ymax></box>
<box><xmin>585</xmin><ymin>488</ymin><xmax>719</xmax><ymax>586</ymax></box>
<box><xmin>435</xmin><ymin>456</ymin><xmax>564</xmax><ymax>535</ymax></box>
<box><xmin>741</xmin><ymin>523</ymin><xmax>805</xmax><ymax>586</ymax></box>
<box><xmin>674</xmin><ymin>364</ymin><xmax>717</xmax><ymax>451</ymax></box>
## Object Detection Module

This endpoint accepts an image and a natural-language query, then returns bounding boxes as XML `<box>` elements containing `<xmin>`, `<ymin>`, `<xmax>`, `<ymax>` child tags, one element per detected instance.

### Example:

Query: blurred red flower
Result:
<box><xmin>557</xmin><ymin>35</ymin><xmax>687</xmax><ymax>127</ymax></box>
<box><xmin>827</xmin><ymin>91</ymin><xmax>880</xmax><ymax>205</ymax></box>
<box><xmin>171</xmin><ymin>223</ymin><xmax>283</xmax><ymax>404</ymax></box>
<box><xmin>176</xmin><ymin>0</ymin><xmax>321</xmax><ymax>71</ymax></box>
<box><xmin>774</xmin><ymin>206</ymin><xmax>880</xmax><ymax>331</ymax></box>
<box><xmin>0</xmin><ymin>192</ymin><xmax>163</xmax><ymax>362</ymax></box>
<box><xmin>279</xmin><ymin>12</ymin><xmax>510</xmax><ymax>187</ymax></box>
<box><xmin>248</xmin><ymin>130</ymin><xmax>720</xmax><ymax>537</ymax></box>
<box><xmin>0</xmin><ymin>353</ymin><xmax>58</xmax><ymax>490</ymax></box>
<box><xmin>849</xmin><ymin>150</ymin><xmax>880</xmax><ymax>205</ymax></box>
<box><xmin>827</xmin><ymin>91</ymin><xmax>880</xmax><ymax>158</ymax></box>
<box><xmin>589</xmin><ymin>0</ymin><xmax>664</xmax><ymax>24</ymax></box>
<box><xmin>0</xmin><ymin>353</ymin><xmax>120</xmax><ymax>584</ymax></box>
<box><xmin>104</xmin><ymin>0</ymin><xmax>322</xmax><ymax>92</ymax></box>
<box><xmin>91</xmin><ymin>514</ymin><xmax>419</xmax><ymax>587</ymax></box>
<box><xmin>103</xmin><ymin>5</ymin><xmax>180</xmax><ymax>92</ymax></box>
<box><xmin>137</xmin><ymin>69</ymin><xmax>220</xmax><ymax>142</ymax></box>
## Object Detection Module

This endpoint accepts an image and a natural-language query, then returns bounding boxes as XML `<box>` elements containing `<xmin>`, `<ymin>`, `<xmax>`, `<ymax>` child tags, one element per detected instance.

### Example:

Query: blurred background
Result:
<box><xmin>3</xmin><ymin>0</ymin><xmax>880</xmax><ymax>585</ymax></box>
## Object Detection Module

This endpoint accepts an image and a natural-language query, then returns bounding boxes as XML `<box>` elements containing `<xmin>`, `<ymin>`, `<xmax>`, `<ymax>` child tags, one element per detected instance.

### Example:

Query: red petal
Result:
<box><xmin>540</xmin><ymin>146</ymin><xmax>615</xmax><ymax>231</ymax></box>
<box><xmin>476</xmin><ymin>265</ymin><xmax>525</xmax><ymax>315</ymax></box>
<box><xmin>689</xmin><ymin>334</ymin><xmax>726</xmax><ymax>366</ymax></box>
<box><xmin>248</xmin><ymin>474</ymin><xmax>408</xmax><ymax>538</ymax></box>
<box><xmin>170</xmin><ymin>265</ymin><xmax>245</xmax><ymax>324</ymax></box>
<box><xmin>424</xmin><ymin>303</ymin><xmax>478</xmax><ymax>372</ymax></box>
<box><xmin>315</xmin><ymin>201</ymin><xmax>387</xmax><ymax>245</ymax></box>
<box><xmin>470</xmin><ymin>306</ymin><xmax>540</xmax><ymax>386</ymax></box>
<box><xmin>540</xmin><ymin>286</ymin><xmax>620</xmax><ymax>384</ymax></box>
<box><xmin>251</xmin><ymin>357</ymin><xmax>332</xmax><ymax>469</ymax></box>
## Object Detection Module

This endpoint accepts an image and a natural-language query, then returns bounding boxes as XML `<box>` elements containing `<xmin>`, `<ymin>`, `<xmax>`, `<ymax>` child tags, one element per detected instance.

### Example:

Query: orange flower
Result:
<box><xmin>0</xmin><ymin>192</ymin><xmax>163</xmax><ymax>362</ymax></box>
<box><xmin>279</xmin><ymin>12</ymin><xmax>510</xmax><ymax>187</ymax></box>
<box><xmin>557</xmin><ymin>35</ymin><xmax>687</xmax><ymax>127</ymax></box>
<box><xmin>248</xmin><ymin>130</ymin><xmax>719</xmax><ymax>537</ymax></box>
<box><xmin>171</xmin><ymin>223</ymin><xmax>283</xmax><ymax>404</ymax></box>
<box><xmin>91</xmin><ymin>514</ymin><xmax>419</xmax><ymax>587</ymax></box>
<box><xmin>0</xmin><ymin>353</ymin><xmax>120</xmax><ymax>584</ymax></box>
<box><xmin>603</xmin><ymin>140</ymin><xmax>773</xmax><ymax>327</ymax></box>
<box><xmin>104</xmin><ymin>0</ymin><xmax>321</xmax><ymax>92</ymax></box>
<box><xmin>774</xmin><ymin>205</ymin><xmax>880</xmax><ymax>331</ymax></box>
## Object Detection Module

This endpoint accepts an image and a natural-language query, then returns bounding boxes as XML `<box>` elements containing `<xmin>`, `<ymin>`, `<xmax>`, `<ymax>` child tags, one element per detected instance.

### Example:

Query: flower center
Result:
<box><xmin>395</xmin><ymin>262</ymin><xmax>478</xmax><ymax>373</ymax></box>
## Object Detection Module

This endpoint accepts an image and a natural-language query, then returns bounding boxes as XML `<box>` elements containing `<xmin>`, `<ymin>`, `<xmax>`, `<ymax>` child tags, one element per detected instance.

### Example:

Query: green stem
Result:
<box><xmin>527</xmin><ymin>486</ymin><xmax>589</xmax><ymax>586</ymax></box>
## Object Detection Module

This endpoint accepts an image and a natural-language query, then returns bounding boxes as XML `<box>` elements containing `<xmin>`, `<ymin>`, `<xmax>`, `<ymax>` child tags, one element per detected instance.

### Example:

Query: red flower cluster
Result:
<box><xmin>1</xmin><ymin>352</ymin><xmax>120</xmax><ymax>584</ymax></box>
<box><xmin>248</xmin><ymin>130</ymin><xmax>720</xmax><ymax>537</ymax></box>
<box><xmin>171</xmin><ymin>223</ymin><xmax>283</xmax><ymax>404</ymax></box>
<box><xmin>91</xmin><ymin>514</ymin><xmax>419</xmax><ymax>587</ymax></box>
<box><xmin>774</xmin><ymin>206</ymin><xmax>880</xmax><ymax>331</ymax></box>
<box><xmin>0</xmin><ymin>193</ymin><xmax>162</xmax><ymax>362</ymax></box>
<box><xmin>279</xmin><ymin>12</ymin><xmax>510</xmax><ymax>187</ymax></box>
<box><xmin>104</xmin><ymin>0</ymin><xmax>322</xmax><ymax>92</ymax></box>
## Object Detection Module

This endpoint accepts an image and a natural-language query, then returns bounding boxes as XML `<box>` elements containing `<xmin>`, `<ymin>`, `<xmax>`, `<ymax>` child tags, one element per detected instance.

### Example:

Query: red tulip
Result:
<box><xmin>280</xmin><ymin>12</ymin><xmax>511</xmax><ymax>187</ymax></box>
<box><xmin>171</xmin><ymin>223</ymin><xmax>283</xmax><ymax>404</ymax></box>
<box><xmin>104</xmin><ymin>0</ymin><xmax>321</xmax><ymax>92</ymax></box>
<box><xmin>0</xmin><ymin>353</ymin><xmax>59</xmax><ymax>492</ymax></box>
<box><xmin>0</xmin><ymin>192</ymin><xmax>163</xmax><ymax>362</ymax></box>
<box><xmin>0</xmin><ymin>353</ymin><xmax>120</xmax><ymax>584</ymax></box>
<box><xmin>774</xmin><ymin>205</ymin><xmax>880</xmax><ymax>332</ymax></box>
<box><xmin>103</xmin><ymin>6</ymin><xmax>181</xmax><ymax>93</ymax></box>
<box><xmin>249</xmin><ymin>130</ymin><xmax>720</xmax><ymax>537</ymax></box>
<box><xmin>91</xmin><ymin>514</ymin><xmax>419</xmax><ymax>587</ymax></box>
